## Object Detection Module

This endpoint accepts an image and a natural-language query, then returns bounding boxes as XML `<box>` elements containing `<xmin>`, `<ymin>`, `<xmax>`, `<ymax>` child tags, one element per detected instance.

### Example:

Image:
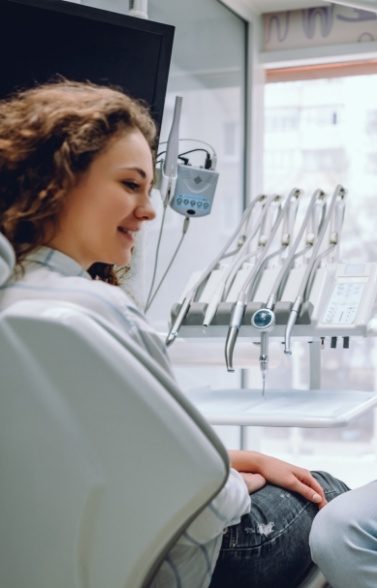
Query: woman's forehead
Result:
<box><xmin>92</xmin><ymin>130</ymin><xmax>153</xmax><ymax>174</ymax></box>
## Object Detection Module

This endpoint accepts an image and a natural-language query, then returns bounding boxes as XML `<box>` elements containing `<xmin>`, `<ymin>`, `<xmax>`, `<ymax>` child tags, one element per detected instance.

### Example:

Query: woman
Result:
<box><xmin>0</xmin><ymin>79</ymin><xmax>348</xmax><ymax>587</ymax></box>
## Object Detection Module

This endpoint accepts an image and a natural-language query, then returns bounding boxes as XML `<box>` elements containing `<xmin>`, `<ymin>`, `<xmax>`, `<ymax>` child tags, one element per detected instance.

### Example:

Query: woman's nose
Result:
<box><xmin>135</xmin><ymin>196</ymin><xmax>156</xmax><ymax>221</ymax></box>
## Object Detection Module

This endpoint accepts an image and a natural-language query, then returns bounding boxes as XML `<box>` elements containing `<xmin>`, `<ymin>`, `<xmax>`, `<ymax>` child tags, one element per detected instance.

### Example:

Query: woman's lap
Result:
<box><xmin>210</xmin><ymin>471</ymin><xmax>349</xmax><ymax>588</ymax></box>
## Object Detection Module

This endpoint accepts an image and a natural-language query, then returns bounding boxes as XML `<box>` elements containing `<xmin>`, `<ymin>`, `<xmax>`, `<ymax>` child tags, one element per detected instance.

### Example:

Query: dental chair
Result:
<box><xmin>0</xmin><ymin>232</ymin><xmax>327</xmax><ymax>588</ymax></box>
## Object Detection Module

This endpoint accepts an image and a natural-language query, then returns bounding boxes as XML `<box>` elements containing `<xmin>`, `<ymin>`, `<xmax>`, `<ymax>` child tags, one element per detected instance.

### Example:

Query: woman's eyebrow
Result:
<box><xmin>118</xmin><ymin>166</ymin><xmax>153</xmax><ymax>189</ymax></box>
<box><xmin>117</xmin><ymin>166</ymin><xmax>147</xmax><ymax>178</ymax></box>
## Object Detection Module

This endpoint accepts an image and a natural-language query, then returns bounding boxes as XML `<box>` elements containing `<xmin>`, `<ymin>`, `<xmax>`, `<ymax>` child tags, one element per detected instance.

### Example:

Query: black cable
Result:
<box><xmin>178</xmin><ymin>148</ymin><xmax>210</xmax><ymax>157</ymax></box>
<box><xmin>177</xmin><ymin>148</ymin><xmax>212</xmax><ymax>169</ymax></box>
<box><xmin>158</xmin><ymin>148</ymin><xmax>211</xmax><ymax>168</ymax></box>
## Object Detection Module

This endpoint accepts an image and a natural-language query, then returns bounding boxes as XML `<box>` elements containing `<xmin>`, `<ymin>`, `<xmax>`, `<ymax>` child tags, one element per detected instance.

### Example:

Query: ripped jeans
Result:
<box><xmin>210</xmin><ymin>471</ymin><xmax>349</xmax><ymax>588</ymax></box>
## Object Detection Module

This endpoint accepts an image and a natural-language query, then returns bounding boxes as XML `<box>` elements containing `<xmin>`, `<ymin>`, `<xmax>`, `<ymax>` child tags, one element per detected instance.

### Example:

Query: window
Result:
<box><xmin>262</xmin><ymin>72</ymin><xmax>377</xmax><ymax>487</ymax></box>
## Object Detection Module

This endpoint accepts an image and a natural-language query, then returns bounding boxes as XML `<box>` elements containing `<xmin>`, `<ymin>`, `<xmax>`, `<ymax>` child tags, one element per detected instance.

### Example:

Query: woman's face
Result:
<box><xmin>49</xmin><ymin>129</ymin><xmax>155</xmax><ymax>268</ymax></box>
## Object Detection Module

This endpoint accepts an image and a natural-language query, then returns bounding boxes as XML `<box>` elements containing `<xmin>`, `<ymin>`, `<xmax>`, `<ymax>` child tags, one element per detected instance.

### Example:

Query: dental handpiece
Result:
<box><xmin>257</xmin><ymin>188</ymin><xmax>326</xmax><ymax>355</ymax></box>
<box><xmin>165</xmin><ymin>295</ymin><xmax>192</xmax><ymax>346</ymax></box>
<box><xmin>224</xmin><ymin>195</ymin><xmax>287</xmax><ymax>371</ymax></box>
<box><xmin>304</xmin><ymin>190</ymin><xmax>347</xmax><ymax>301</ymax></box>
<box><xmin>224</xmin><ymin>247</ymin><xmax>281</xmax><ymax>371</ymax></box>
<box><xmin>165</xmin><ymin>196</ymin><xmax>263</xmax><ymax>345</ymax></box>
<box><xmin>251</xmin><ymin>308</ymin><xmax>275</xmax><ymax>395</ymax></box>
<box><xmin>203</xmin><ymin>202</ymin><xmax>267</xmax><ymax>328</ymax></box>
<box><xmin>284</xmin><ymin>185</ymin><xmax>346</xmax><ymax>354</ymax></box>
<box><xmin>224</xmin><ymin>299</ymin><xmax>247</xmax><ymax>371</ymax></box>
<box><xmin>249</xmin><ymin>188</ymin><xmax>326</xmax><ymax>375</ymax></box>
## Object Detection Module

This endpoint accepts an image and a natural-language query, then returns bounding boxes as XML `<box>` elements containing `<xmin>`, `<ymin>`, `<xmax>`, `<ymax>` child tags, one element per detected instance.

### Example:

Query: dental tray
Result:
<box><xmin>185</xmin><ymin>387</ymin><xmax>377</xmax><ymax>427</ymax></box>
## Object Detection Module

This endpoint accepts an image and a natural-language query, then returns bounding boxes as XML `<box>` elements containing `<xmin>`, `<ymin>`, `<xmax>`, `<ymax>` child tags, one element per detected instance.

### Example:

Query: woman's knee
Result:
<box><xmin>311</xmin><ymin>470</ymin><xmax>350</xmax><ymax>499</ymax></box>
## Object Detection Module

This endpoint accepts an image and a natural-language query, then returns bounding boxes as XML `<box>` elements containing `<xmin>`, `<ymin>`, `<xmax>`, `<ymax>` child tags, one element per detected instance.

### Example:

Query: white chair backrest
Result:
<box><xmin>0</xmin><ymin>299</ymin><xmax>228</xmax><ymax>588</ymax></box>
<box><xmin>0</xmin><ymin>232</ymin><xmax>15</xmax><ymax>285</ymax></box>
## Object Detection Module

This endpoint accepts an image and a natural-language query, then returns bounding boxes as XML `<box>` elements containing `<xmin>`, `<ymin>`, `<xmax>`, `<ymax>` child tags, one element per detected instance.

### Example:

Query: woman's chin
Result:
<box><xmin>114</xmin><ymin>251</ymin><xmax>132</xmax><ymax>267</ymax></box>
<box><xmin>96</xmin><ymin>246</ymin><xmax>133</xmax><ymax>268</ymax></box>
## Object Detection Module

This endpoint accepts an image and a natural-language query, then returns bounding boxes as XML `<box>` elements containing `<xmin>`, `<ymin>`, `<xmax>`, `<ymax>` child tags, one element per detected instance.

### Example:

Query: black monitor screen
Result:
<box><xmin>0</xmin><ymin>0</ymin><xmax>174</xmax><ymax>133</ymax></box>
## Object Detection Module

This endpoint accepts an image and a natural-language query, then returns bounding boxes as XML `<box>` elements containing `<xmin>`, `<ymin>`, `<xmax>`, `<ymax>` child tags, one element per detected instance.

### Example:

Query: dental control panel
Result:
<box><xmin>317</xmin><ymin>264</ymin><xmax>375</xmax><ymax>330</ymax></box>
<box><xmin>170</xmin><ymin>164</ymin><xmax>219</xmax><ymax>217</ymax></box>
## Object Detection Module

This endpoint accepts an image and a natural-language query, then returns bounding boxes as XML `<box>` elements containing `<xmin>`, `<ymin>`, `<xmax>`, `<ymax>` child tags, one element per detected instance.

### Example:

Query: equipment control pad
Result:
<box><xmin>322</xmin><ymin>280</ymin><xmax>366</xmax><ymax>325</ymax></box>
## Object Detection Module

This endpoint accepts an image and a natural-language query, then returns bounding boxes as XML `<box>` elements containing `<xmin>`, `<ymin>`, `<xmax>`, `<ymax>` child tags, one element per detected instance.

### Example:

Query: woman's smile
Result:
<box><xmin>117</xmin><ymin>226</ymin><xmax>136</xmax><ymax>245</ymax></box>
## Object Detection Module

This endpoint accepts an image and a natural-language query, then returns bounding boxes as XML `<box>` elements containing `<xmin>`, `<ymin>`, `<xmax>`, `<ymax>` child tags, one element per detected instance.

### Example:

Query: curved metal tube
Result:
<box><xmin>284</xmin><ymin>297</ymin><xmax>302</xmax><ymax>354</ymax></box>
<box><xmin>224</xmin><ymin>300</ymin><xmax>246</xmax><ymax>371</ymax></box>
<box><xmin>283</xmin><ymin>185</ymin><xmax>346</xmax><ymax>353</ymax></box>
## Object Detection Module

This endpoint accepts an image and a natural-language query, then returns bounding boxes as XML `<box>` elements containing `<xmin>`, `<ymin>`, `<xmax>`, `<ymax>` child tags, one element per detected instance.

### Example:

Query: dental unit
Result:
<box><xmin>167</xmin><ymin>183</ymin><xmax>377</xmax><ymax>433</ymax></box>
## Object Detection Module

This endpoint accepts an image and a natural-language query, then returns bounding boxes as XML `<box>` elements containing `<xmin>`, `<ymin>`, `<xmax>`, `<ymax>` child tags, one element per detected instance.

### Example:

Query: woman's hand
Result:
<box><xmin>229</xmin><ymin>450</ymin><xmax>327</xmax><ymax>509</ymax></box>
<box><xmin>240</xmin><ymin>472</ymin><xmax>267</xmax><ymax>494</ymax></box>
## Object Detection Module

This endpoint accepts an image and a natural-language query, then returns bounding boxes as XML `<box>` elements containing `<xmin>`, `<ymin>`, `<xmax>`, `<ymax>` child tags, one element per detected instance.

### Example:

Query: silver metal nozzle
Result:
<box><xmin>224</xmin><ymin>301</ymin><xmax>246</xmax><ymax>371</ymax></box>
<box><xmin>224</xmin><ymin>326</ymin><xmax>239</xmax><ymax>372</ymax></box>
<box><xmin>166</xmin><ymin>296</ymin><xmax>191</xmax><ymax>346</ymax></box>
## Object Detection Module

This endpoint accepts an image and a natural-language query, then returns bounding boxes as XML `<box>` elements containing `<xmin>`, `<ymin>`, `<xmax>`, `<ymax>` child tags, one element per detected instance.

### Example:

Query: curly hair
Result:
<box><xmin>0</xmin><ymin>78</ymin><xmax>157</xmax><ymax>284</ymax></box>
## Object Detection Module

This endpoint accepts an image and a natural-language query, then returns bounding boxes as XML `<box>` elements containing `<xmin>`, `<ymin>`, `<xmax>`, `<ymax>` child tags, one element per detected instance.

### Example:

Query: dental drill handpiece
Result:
<box><xmin>284</xmin><ymin>185</ymin><xmax>345</xmax><ymax>354</ymax></box>
<box><xmin>329</xmin><ymin>190</ymin><xmax>346</xmax><ymax>262</ymax></box>
<box><xmin>280</xmin><ymin>188</ymin><xmax>301</xmax><ymax>258</ymax></box>
<box><xmin>268</xmin><ymin>187</ymin><xmax>325</xmax><ymax>354</ymax></box>
<box><xmin>221</xmin><ymin>196</ymin><xmax>268</xmax><ymax>298</ymax></box>
<box><xmin>224</xmin><ymin>195</ymin><xmax>286</xmax><ymax>371</ymax></box>
<box><xmin>202</xmin><ymin>195</ymin><xmax>266</xmax><ymax>328</ymax></box>
<box><xmin>166</xmin><ymin>295</ymin><xmax>193</xmax><ymax>346</ymax></box>
<box><xmin>303</xmin><ymin>188</ymin><xmax>347</xmax><ymax>301</ymax></box>
<box><xmin>166</xmin><ymin>197</ymin><xmax>262</xmax><ymax>345</ymax></box>
<box><xmin>249</xmin><ymin>189</ymin><xmax>302</xmax><ymax>391</ymax></box>
<box><xmin>224</xmin><ymin>194</ymin><xmax>282</xmax><ymax>370</ymax></box>
<box><xmin>261</xmin><ymin>187</ymin><xmax>302</xmax><ymax>308</ymax></box>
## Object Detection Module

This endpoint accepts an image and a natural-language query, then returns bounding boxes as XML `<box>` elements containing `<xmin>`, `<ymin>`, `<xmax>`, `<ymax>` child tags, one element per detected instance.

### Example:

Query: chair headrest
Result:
<box><xmin>0</xmin><ymin>233</ymin><xmax>15</xmax><ymax>286</ymax></box>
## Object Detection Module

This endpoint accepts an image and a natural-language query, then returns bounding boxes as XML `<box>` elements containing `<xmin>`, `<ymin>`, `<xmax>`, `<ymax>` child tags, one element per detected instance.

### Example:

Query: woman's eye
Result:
<box><xmin>122</xmin><ymin>181</ymin><xmax>140</xmax><ymax>191</ymax></box>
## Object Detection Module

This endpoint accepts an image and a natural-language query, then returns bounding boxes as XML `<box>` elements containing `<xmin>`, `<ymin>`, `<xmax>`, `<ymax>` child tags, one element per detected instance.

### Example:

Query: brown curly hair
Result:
<box><xmin>0</xmin><ymin>78</ymin><xmax>157</xmax><ymax>284</ymax></box>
